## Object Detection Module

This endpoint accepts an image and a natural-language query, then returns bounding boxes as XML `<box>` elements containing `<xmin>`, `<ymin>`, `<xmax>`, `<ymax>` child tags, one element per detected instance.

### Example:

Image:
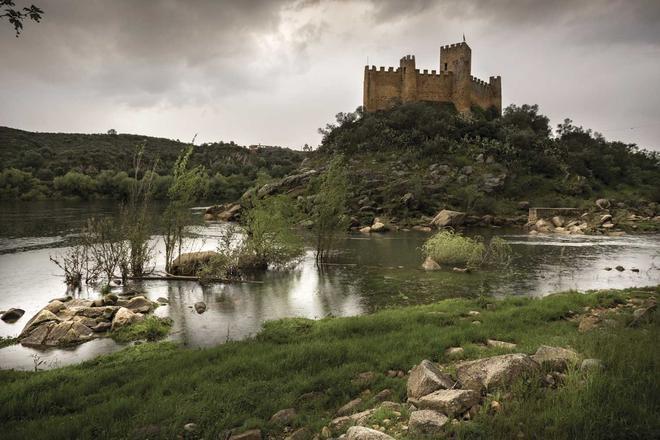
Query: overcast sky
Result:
<box><xmin>1</xmin><ymin>0</ymin><xmax>659</xmax><ymax>150</ymax></box>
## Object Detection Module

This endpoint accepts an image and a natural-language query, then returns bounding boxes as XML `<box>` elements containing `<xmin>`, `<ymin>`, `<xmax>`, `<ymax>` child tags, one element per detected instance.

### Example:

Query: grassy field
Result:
<box><xmin>0</xmin><ymin>286</ymin><xmax>658</xmax><ymax>439</ymax></box>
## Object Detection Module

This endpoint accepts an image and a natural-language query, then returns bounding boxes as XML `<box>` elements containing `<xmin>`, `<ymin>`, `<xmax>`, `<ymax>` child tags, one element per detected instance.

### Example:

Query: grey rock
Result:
<box><xmin>456</xmin><ymin>353</ymin><xmax>539</xmax><ymax>392</ymax></box>
<box><xmin>270</xmin><ymin>408</ymin><xmax>296</xmax><ymax>425</ymax></box>
<box><xmin>337</xmin><ymin>398</ymin><xmax>362</xmax><ymax>416</ymax></box>
<box><xmin>194</xmin><ymin>301</ymin><xmax>207</xmax><ymax>314</ymax></box>
<box><xmin>408</xmin><ymin>409</ymin><xmax>449</xmax><ymax>436</ymax></box>
<box><xmin>531</xmin><ymin>345</ymin><xmax>579</xmax><ymax>372</ymax></box>
<box><xmin>580</xmin><ymin>358</ymin><xmax>604</xmax><ymax>372</ymax></box>
<box><xmin>431</xmin><ymin>209</ymin><xmax>466</xmax><ymax>227</ymax></box>
<box><xmin>417</xmin><ymin>389</ymin><xmax>480</xmax><ymax>417</ymax></box>
<box><xmin>345</xmin><ymin>426</ymin><xmax>395</xmax><ymax>440</ymax></box>
<box><xmin>407</xmin><ymin>359</ymin><xmax>455</xmax><ymax>399</ymax></box>
<box><xmin>1</xmin><ymin>308</ymin><xmax>25</xmax><ymax>323</ymax></box>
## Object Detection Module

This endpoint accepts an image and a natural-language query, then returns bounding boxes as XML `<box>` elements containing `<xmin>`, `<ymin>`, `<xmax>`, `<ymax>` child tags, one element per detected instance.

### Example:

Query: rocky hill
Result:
<box><xmin>235</xmin><ymin>103</ymin><xmax>660</xmax><ymax>232</ymax></box>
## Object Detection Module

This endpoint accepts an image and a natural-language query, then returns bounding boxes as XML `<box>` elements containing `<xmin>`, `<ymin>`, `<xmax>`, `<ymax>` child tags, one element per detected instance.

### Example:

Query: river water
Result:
<box><xmin>0</xmin><ymin>201</ymin><xmax>658</xmax><ymax>370</ymax></box>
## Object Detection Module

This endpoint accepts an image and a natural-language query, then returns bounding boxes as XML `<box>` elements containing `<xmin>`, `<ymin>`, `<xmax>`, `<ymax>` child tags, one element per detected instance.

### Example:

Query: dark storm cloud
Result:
<box><xmin>371</xmin><ymin>0</ymin><xmax>660</xmax><ymax>46</ymax></box>
<box><xmin>1</xmin><ymin>0</ymin><xmax>659</xmax><ymax>149</ymax></box>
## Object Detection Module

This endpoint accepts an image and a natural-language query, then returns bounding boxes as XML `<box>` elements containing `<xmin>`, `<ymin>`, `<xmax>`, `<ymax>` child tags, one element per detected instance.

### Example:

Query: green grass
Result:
<box><xmin>110</xmin><ymin>316</ymin><xmax>173</xmax><ymax>343</ymax></box>
<box><xmin>422</xmin><ymin>230</ymin><xmax>485</xmax><ymax>267</ymax></box>
<box><xmin>0</xmin><ymin>286</ymin><xmax>657</xmax><ymax>439</ymax></box>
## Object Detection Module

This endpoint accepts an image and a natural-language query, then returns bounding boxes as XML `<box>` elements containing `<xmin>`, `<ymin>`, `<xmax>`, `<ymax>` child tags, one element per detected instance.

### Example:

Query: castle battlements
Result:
<box><xmin>363</xmin><ymin>41</ymin><xmax>501</xmax><ymax>114</ymax></box>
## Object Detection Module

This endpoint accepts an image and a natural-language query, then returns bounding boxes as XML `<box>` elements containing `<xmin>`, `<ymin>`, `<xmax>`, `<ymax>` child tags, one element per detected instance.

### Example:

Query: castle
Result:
<box><xmin>363</xmin><ymin>41</ymin><xmax>501</xmax><ymax>114</ymax></box>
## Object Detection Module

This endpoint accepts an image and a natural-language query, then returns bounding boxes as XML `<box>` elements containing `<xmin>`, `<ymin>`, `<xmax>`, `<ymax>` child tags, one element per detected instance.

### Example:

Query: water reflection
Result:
<box><xmin>0</xmin><ymin>201</ymin><xmax>658</xmax><ymax>370</ymax></box>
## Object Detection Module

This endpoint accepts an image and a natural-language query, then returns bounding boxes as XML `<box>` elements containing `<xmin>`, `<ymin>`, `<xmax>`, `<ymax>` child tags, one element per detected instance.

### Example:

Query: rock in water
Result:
<box><xmin>417</xmin><ymin>389</ymin><xmax>480</xmax><ymax>417</ymax></box>
<box><xmin>531</xmin><ymin>345</ymin><xmax>579</xmax><ymax>371</ymax></box>
<box><xmin>431</xmin><ymin>209</ymin><xmax>466</xmax><ymax>228</ymax></box>
<box><xmin>408</xmin><ymin>409</ymin><xmax>449</xmax><ymax>435</ymax></box>
<box><xmin>407</xmin><ymin>359</ymin><xmax>455</xmax><ymax>399</ymax></box>
<box><xmin>456</xmin><ymin>353</ymin><xmax>539</xmax><ymax>392</ymax></box>
<box><xmin>194</xmin><ymin>302</ymin><xmax>207</xmax><ymax>314</ymax></box>
<box><xmin>1</xmin><ymin>308</ymin><xmax>25</xmax><ymax>323</ymax></box>
<box><xmin>125</xmin><ymin>296</ymin><xmax>153</xmax><ymax>313</ymax></box>
<box><xmin>111</xmin><ymin>307</ymin><xmax>143</xmax><ymax>331</ymax></box>
<box><xmin>345</xmin><ymin>426</ymin><xmax>395</xmax><ymax>440</ymax></box>
<box><xmin>371</xmin><ymin>221</ymin><xmax>388</xmax><ymax>233</ymax></box>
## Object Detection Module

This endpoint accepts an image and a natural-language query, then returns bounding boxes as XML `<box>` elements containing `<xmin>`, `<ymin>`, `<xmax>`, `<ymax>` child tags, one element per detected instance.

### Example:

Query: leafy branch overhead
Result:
<box><xmin>1</xmin><ymin>0</ymin><xmax>43</xmax><ymax>37</ymax></box>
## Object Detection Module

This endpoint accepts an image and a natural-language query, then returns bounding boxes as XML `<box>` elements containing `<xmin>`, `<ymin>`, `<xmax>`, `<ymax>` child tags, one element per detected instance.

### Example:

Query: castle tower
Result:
<box><xmin>489</xmin><ymin>76</ymin><xmax>502</xmax><ymax>114</ymax></box>
<box><xmin>400</xmin><ymin>55</ymin><xmax>417</xmax><ymax>103</ymax></box>
<box><xmin>440</xmin><ymin>42</ymin><xmax>472</xmax><ymax>113</ymax></box>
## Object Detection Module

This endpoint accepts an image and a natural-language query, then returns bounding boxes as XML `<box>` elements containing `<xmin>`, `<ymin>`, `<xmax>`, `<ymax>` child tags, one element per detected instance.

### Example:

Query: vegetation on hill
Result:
<box><xmin>0</xmin><ymin>127</ymin><xmax>304</xmax><ymax>201</ymax></box>
<box><xmin>0</xmin><ymin>286</ymin><xmax>657</xmax><ymax>439</ymax></box>
<box><xmin>285</xmin><ymin>102</ymin><xmax>659</xmax><ymax>227</ymax></box>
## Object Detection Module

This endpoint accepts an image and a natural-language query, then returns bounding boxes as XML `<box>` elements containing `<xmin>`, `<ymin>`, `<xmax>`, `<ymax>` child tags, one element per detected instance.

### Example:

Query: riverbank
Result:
<box><xmin>1</xmin><ymin>285</ymin><xmax>657</xmax><ymax>439</ymax></box>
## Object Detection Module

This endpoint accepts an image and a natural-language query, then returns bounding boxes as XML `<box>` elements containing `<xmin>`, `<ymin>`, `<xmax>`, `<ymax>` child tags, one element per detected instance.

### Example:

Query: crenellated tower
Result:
<box><xmin>363</xmin><ymin>41</ymin><xmax>501</xmax><ymax>115</ymax></box>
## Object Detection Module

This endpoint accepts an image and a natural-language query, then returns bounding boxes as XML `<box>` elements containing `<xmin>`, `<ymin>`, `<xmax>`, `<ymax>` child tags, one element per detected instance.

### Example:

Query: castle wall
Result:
<box><xmin>363</xmin><ymin>42</ymin><xmax>501</xmax><ymax>114</ymax></box>
<box><xmin>364</xmin><ymin>67</ymin><xmax>402</xmax><ymax>111</ymax></box>
<box><xmin>416</xmin><ymin>71</ymin><xmax>452</xmax><ymax>102</ymax></box>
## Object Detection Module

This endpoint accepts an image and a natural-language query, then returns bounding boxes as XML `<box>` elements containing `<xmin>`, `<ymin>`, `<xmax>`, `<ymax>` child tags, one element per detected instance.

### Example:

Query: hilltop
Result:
<box><xmin>0</xmin><ymin>127</ymin><xmax>304</xmax><ymax>201</ymax></box>
<box><xmin>239</xmin><ymin>103</ymin><xmax>660</xmax><ymax>231</ymax></box>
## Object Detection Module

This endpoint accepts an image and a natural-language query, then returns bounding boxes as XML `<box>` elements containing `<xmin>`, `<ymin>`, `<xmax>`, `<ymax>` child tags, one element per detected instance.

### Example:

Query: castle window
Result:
<box><xmin>444</xmin><ymin>63</ymin><xmax>448</xmax><ymax>71</ymax></box>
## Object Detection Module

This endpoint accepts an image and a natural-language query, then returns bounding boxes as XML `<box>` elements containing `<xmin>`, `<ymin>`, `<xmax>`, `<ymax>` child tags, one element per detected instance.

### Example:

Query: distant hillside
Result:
<box><xmin>0</xmin><ymin>127</ymin><xmax>304</xmax><ymax>201</ymax></box>
<box><xmin>242</xmin><ymin>102</ymin><xmax>660</xmax><ymax>229</ymax></box>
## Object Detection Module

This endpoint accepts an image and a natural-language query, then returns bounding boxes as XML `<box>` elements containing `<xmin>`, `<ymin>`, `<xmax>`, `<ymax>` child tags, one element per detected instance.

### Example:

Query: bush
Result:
<box><xmin>422</xmin><ymin>231</ymin><xmax>512</xmax><ymax>269</ymax></box>
<box><xmin>422</xmin><ymin>230</ymin><xmax>485</xmax><ymax>268</ymax></box>
<box><xmin>111</xmin><ymin>316</ymin><xmax>172</xmax><ymax>343</ymax></box>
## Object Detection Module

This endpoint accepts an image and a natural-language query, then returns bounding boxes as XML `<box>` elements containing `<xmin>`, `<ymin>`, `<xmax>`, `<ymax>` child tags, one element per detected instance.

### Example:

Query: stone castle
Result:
<box><xmin>363</xmin><ymin>41</ymin><xmax>501</xmax><ymax>114</ymax></box>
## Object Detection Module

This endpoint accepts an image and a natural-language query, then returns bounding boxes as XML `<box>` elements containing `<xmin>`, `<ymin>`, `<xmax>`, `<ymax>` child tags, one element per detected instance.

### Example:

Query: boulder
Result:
<box><xmin>422</xmin><ymin>257</ymin><xmax>441</xmax><ymax>271</ymax></box>
<box><xmin>431</xmin><ymin>210</ymin><xmax>466</xmax><ymax>228</ymax></box>
<box><xmin>408</xmin><ymin>409</ymin><xmax>449</xmax><ymax>436</ymax></box>
<box><xmin>595</xmin><ymin>198</ymin><xmax>610</xmax><ymax>209</ymax></box>
<box><xmin>401</xmin><ymin>193</ymin><xmax>415</xmax><ymax>207</ymax></box>
<box><xmin>417</xmin><ymin>389</ymin><xmax>480</xmax><ymax>417</ymax></box>
<box><xmin>374</xmin><ymin>389</ymin><xmax>393</xmax><ymax>402</ymax></box>
<box><xmin>1</xmin><ymin>308</ymin><xmax>25</xmax><ymax>323</ymax></box>
<box><xmin>111</xmin><ymin>307</ymin><xmax>143</xmax><ymax>331</ymax></box>
<box><xmin>551</xmin><ymin>216</ymin><xmax>564</xmax><ymax>227</ymax></box>
<box><xmin>20</xmin><ymin>321</ymin><xmax>56</xmax><ymax>346</ymax></box>
<box><xmin>170</xmin><ymin>251</ymin><xmax>218</xmax><ymax>276</ymax></box>
<box><xmin>270</xmin><ymin>408</ymin><xmax>296</xmax><ymax>425</ymax></box>
<box><xmin>125</xmin><ymin>296</ymin><xmax>153</xmax><ymax>313</ymax></box>
<box><xmin>329</xmin><ymin>409</ymin><xmax>375</xmax><ymax>432</ymax></box>
<box><xmin>407</xmin><ymin>359</ymin><xmax>455</xmax><ymax>399</ymax></box>
<box><xmin>337</xmin><ymin>398</ymin><xmax>362</xmax><ymax>416</ymax></box>
<box><xmin>45</xmin><ymin>300</ymin><xmax>65</xmax><ymax>314</ymax></box>
<box><xmin>456</xmin><ymin>354</ymin><xmax>539</xmax><ymax>392</ymax></box>
<box><xmin>229</xmin><ymin>429</ymin><xmax>262</xmax><ymax>440</ymax></box>
<box><xmin>600</xmin><ymin>214</ymin><xmax>613</xmax><ymax>225</ymax></box>
<box><xmin>359</xmin><ymin>226</ymin><xmax>371</xmax><ymax>234</ymax></box>
<box><xmin>345</xmin><ymin>426</ymin><xmax>395</xmax><ymax>440</ymax></box>
<box><xmin>531</xmin><ymin>345</ymin><xmax>579</xmax><ymax>371</ymax></box>
<box><xmin>103</xmin><ymin>293</ymin><xmax>118</xmax><ymax>305</ymax></box>
<box><xmin>284</xmin><ymin>428</ymin><xmax>311</xmax><ymax>440</ymax></box>
<box><xmin>217</xmin><ymin>203</ymin><xmax>242</xmax><ymax>221</ymax></box>
<box><xmin>92</xmin><ymin>321</ymin><xmax>112</xmax><ymax>333</ymax></box>
<box><xmin>19</xmin><ymin>309</ymin><xmax>61</xmax><ymax>337</ymax></box>
<box><xmin>371</xmin><ymin>221</ymin><xmax>388</xmax><ymax>233</ymax></box>
<box><xmin>445</xmin><ymin>347</ymin><xmax>464</xmax><ymax>357</ymax></box>
<box><xmin>486</xmin><ymin>339</ymin><xmax>517</xmax><ymax>350</ymax></box>
<box><xmin>194</xmin><ymin>302</ymin><xmax>207</xmax><ymax>314</ymax></box>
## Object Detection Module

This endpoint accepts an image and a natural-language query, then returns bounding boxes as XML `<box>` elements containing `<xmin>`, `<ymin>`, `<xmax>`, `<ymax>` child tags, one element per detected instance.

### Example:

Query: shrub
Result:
<box><xmin>422</xmin><ymin>231</ymin><xmax>512</xmax><ymax>269</ymax></box>
<box><xmin>422</xmin><ymin>230</ymin><xmax>485</xmax><ymax>268</ymax></box>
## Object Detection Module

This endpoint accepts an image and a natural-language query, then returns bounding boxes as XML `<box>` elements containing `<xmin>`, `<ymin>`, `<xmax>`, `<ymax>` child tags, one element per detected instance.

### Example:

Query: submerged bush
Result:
<box><xmin>423</xmin><ymin>230</ymin><xmax>485</xmax><ymax>267</ymax></box>
<box><xmin>422</xmin><ymin>230</ymin><xmax>512</xmax><ymax>269</ymax></box>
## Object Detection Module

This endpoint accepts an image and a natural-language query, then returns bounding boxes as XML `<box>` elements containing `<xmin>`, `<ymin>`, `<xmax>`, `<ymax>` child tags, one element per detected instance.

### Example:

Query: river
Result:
<box><xmin>0</xmin><ymin>201</ymin><xmax>658</xmax><ymax>370</ymax></box>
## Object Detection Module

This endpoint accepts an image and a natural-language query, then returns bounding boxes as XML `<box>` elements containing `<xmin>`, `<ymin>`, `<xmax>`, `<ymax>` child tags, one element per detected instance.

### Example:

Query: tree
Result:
<box><xmin>163</xmin><ymin>146</ymin><xmax>207</xmax><ymax>273</ymax></box>
<box><xmin>311</xmin><ymin>155</ymin><xmax>349</xmax><ymax>263</ymax></box>
<box><xmin>1</xmin><ymin>0</ymin><xmax>43</xmax><ymax>37</ymax></box>
<box><xmin>107</xmin><ymin>129</ymin><xmax>117</xmax><ymax>135</ymax></box>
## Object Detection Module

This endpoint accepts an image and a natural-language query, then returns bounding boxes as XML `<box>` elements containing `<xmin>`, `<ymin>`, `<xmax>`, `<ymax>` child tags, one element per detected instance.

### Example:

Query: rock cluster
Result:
<box><xmin>17</xmin><ymin>294</ymin><xmax>158</xmax><ymax>347</ymax></box>
<box><xmin>204</xmin><ymin>203</ymin><xmax>242</xmax><ymax>222</ymax></box>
